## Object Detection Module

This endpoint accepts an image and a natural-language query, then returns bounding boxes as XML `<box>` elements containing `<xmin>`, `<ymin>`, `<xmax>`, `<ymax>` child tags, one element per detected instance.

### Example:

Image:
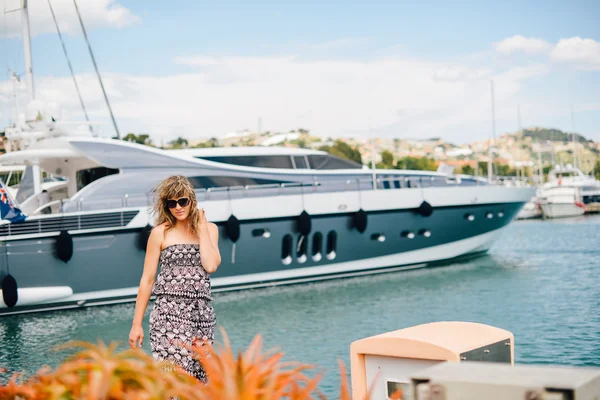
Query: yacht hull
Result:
<box><xmin>0</xmin><ymin>199</ymin><xmax>525</xmax><ymax>316</ymax></box>
<box><xmin>540</xmin><ymin>203</ymin><xmax>585</xmax><ymax>219</ymax></box>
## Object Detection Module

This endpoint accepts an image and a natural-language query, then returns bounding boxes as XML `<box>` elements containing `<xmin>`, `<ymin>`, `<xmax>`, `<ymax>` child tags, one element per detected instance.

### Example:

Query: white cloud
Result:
<box><xmin>578</xmin><ymin>102</ymin><xmax>600</xmax><ymax>112</ymax></box>
<box><xmin>495</xmin><ymin>35</ymin><xmax>600</xmax><ymax>70</ymax></box>
<box><xmin>1</xmin><ymin>54</ymin><xmax>553</xmax><ymax>144</ymax></box>
<box><xmin>1</xmin><ymin>0</ymin><xmax>139</xmax><ymax>38</ymax></box>
<box><xmin>495</xmin><ymin>35</ymin><xmax>552</xmax><ymax>55</ymax></box>
<box><xmin>432</xmin><ymin>66</ymin><xmax>493</xmax><ymax>82</ymax></box>
<box><xmin>551</xmin><ymin>37</ymin><xmax>600</xmax><ymax>70</ymax></box>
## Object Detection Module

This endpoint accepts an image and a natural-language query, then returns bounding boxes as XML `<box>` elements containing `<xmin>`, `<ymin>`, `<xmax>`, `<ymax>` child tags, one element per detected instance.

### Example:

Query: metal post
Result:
<box><xmin>72</xmin><ymin>0</ymin><xmax>121</xmax><ymax>138</ymax></box>
<box><xmin>571</xmin><ymin>104</ymin><xmax>577</xmax><ymax>169</ymax></box>
<box><xmin>488</xmin><ymin>80</ymin><xmax>496</xmax><ymax>183</ymax></box>
<box><xmin>21</xmin><ymin>0</ymin><xmax>35</xmax><ymax>102</ymax></box>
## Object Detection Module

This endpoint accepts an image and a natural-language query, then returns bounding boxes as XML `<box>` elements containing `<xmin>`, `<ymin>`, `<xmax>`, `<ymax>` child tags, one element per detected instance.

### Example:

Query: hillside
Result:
<box><xmin>513</xmin><ymin>127</ymin><xmax>592</xmax><ymax>144</ymax></box>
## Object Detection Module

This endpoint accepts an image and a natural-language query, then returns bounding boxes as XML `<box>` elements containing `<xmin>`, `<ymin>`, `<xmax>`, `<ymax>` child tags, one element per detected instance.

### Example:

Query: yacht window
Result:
<box><xmin>252</xmin><ymin>228</ymin><xmax>271</xmax><ymax>238</ymax></box>
<box><xmin>312</xmin><ymin>232</ymin><xmax>323</xmax><ymax>261</ymax></box>
<box><xmin>15</xmin><ymin>166</ymin><xmax>34</xmax><ymax>203</ymax></box>
<box><xmin>293</xmin><ymin>156</ymin><xmax>308</xmax><ymax>169</ymax></box>
<box><xmin>296</xmin><ymin>234</ymin><xmax>308</xmax><ymax>263</ymax></box>
<box><xmin>76</xmin><ymin>167</ymin><xmax>120</xmax><ymax>192</ymax></box>
<box><xmin>307</xmin><ymin>155</ymin><xmax>363</xmax><ymax>170</ymax></box>
<box><xmin>393</xmin><ymin>180</ymin><xmax>401</xmax><ymax>189</ymax></box>
<box><xmin>281</xmin><ymin>234</ymin><xmax>293</xmax><ymax>265</ymax></box>
<box><xmin>0</xmin><ymin>170</ymin><xmax>23</xmax><ymax>187</ymax></box>
<box><xmin>187</xmin><ymin>176</ymin><xmax>286</xmax><ymax>189</ymax></box>
<box><xmin>199</xmin><ymin>155</ymin><xmax>293</xmax><ymax>169</ymax></box>
<box><xmin>326</xmin><ymin>231</ymin><xmax>337</xmax><ymax>260</ymax></box>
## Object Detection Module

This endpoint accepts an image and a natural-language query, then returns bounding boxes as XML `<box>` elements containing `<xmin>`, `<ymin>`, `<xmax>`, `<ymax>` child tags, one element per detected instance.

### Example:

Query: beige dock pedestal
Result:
<box><xmin>349</xmin><ymin>321</ymin><xmax>514</xmax><ymax>400</ymax></box>
<box><xmin>410</xmin><ymin>361</ymin><xmax>600</xmax><ymax>400</ymax></box>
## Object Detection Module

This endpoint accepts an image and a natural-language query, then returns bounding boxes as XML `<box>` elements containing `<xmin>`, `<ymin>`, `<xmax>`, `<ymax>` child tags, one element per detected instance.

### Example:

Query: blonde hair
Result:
<box><xmin>152</xmin><ymin>175</ymin><xmax>200</xmax><ymax>236</ymax></box>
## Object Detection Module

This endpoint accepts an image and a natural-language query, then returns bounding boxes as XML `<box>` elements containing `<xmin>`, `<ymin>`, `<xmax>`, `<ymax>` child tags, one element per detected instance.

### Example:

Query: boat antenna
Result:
<box><xmin>488</xmin><ymin>79</ymin><xmax>496</xmax><ymax>183</ymax></box>
<box><xmin>72</xmin><ymin>0</ymin><xmax>121</xmax><ymax>139</ymax></box>
<box><xmin>21</xmin><ymin>0</ymin><xmax>34</xmax><ymax>102</ymax></box>
<box><xmin>571</xmin><ymin>104</ymin><xmax>577</xmax><ymax>169</ymax></box>
<box><xmin>517</xmin><ymin>104</ymin><xmax>522</xmax><ymax>184</ymax></box>
<box><xmin>47</xmin><ymin>0</ymin><xmax>93</xmax><ymax>133</ymax></box>
<box><xmin>369</xmin><ymin>115</ymin><xmax>377</xmax><ymax>190</ymax></box>
<box><xmin>4</xmin><ymin>0</ymin><xmax>34</xmax><ymax>101</ymax></box>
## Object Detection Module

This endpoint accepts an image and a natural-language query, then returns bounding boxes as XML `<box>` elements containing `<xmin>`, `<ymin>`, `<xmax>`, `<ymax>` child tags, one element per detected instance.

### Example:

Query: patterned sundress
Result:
<box><xmin>149</xmin><ymin>243</ymin><xmax>215</xmax><ymax>383</ymax></box>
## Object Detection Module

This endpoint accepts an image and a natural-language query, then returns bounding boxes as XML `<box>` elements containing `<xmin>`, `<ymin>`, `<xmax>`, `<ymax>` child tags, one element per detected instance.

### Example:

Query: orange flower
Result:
<box><xmin>0</xmin><ymin>328</ymin><xmax>403</xmax><ymax>400</ymax></box>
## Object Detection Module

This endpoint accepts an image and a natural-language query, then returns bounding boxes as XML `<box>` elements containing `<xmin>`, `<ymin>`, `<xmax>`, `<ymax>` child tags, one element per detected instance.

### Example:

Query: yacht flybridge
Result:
<box><xmin>0</xmin><ymin>1</ymin><xmax>534</xmax><ymax>315</ymax></box>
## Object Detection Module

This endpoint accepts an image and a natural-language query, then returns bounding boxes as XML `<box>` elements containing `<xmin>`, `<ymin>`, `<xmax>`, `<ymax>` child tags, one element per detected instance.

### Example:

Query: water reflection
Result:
<box><xmin>1</xmin><ymin>218</ymin><xmax>599</xmax><ymax>396</ymax></box>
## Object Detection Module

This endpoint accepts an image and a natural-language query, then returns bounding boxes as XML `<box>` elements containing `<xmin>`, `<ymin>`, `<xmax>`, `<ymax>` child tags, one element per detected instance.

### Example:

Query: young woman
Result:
<box><xmin>128</xmin><ymin>175</ymin><xmax>221</xmax><ymax>383</ymax></box>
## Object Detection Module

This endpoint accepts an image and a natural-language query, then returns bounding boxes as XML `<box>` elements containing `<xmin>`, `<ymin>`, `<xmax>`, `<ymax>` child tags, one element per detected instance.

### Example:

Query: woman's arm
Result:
<box><xmin>198</xmin><ymin>210</ymin><xmax>221</xmax><ymax>273</ymax></box>
<box><xmin>129</xmin><ymin>225</ymin><xmax>162</xmax><ymax>348</ymax></box>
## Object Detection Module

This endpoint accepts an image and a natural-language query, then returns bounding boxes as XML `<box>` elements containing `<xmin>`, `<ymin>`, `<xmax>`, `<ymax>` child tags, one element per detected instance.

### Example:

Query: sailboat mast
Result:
<box><xmin>488</xmin><ymin>80</ymin><xmax>496</xmax><ymax>183</ymax></box>
<box><xmin>517</xmin><ymin>104</ymin><xmax>522</xmax><ymax>182</ymax></box>
<box><xmin>571</xmin><ymin>104</ymin><xmax>577</xmax><ymax>169</ymax></box>
<box><xmin>21</xmin><ymin>0</ymin><xmax>35</xmax><ymax>102</ymax></box>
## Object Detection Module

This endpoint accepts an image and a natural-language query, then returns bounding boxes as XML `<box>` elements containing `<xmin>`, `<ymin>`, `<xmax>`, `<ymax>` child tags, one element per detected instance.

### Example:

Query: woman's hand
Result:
<box><xmin>129</xmin><ymin>324</ymin><xmax>144</xmax><ymax>349</ymax></box>
<box><xmin>198</xmin><ymin>208</ymin><xmax>208</xmax><ymax>227</ymax></box>
<box><xmin>196</xmin><ymin>208</ymin><xmax>221</xmax><ymax>273</ymax></box>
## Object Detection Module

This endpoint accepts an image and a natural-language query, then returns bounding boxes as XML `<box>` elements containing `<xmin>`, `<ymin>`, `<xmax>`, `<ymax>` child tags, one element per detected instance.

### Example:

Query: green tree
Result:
<box><xmin>291</xmin><ymin>138</ymin><xmax>308</xmax><ymax>148</ymax></box>
<box><xmin>318</xmin><ymin>140</ymin><xmax>362</xmax><ymax>164</ymax></box>
<box><xmin>122</xmin><ymin>133</ymin><xmax>152</xmax><ymax>146</ymax></box>
<box><xmin>169</xmin><ymin>137</ymin><xmax>189</xmax><ymax>149</ymax></box>
<box><xmin>194</xmin><ymin>137</ymin><xmax>219</xmax><ymax>148</ymax></box>
<box><xmin>460</xmin><ymin>165</ymin><xmax>474</xmax><ymax>175</ymax></box>
<box><xmin>380</xmin><ymin>150</ymin><xmax>395</xmax><ymax>168</ymax></box>
<box><xmin>395</xmin><ymin>156</ymin><xmax>437</xmax><ymax>171</ymax></box>
<box><xmin>496</xmin><ymin>164</ymin><xmax>516</xmax><ymax>177</ymax></box>
<box><xmin>595</xmin><ymin>160</ymin><xmax>600</xmax><ymax>180</ymax></box>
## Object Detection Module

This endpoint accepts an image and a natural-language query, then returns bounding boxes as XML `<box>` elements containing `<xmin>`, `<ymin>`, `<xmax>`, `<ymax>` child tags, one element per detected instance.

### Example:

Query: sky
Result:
<box><xmin>0</xmin><ymin>0</ymin><xmax>599</xmax><ymax>145</ymax></box>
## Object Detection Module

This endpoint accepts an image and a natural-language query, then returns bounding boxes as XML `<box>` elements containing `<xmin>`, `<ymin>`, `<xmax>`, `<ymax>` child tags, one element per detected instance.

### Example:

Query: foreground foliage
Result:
<box><xmin>0</xmin><ymin>328</ymin><xmax>401</xmax><ymax>400</ymax></box>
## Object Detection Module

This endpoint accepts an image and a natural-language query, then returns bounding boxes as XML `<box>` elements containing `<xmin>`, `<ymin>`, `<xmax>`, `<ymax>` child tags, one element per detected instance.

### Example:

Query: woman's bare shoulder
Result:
<box><xmin>150</xmin><ymin>223</ymin><xmax>169</xmax><ymax>245</ymax></box>
<box><xmin>153</xmin><ymin>222</ymin><xmax>170</xmax><ymax>233</ymax></box>
<box><xmin>207</xmin><ymin>222</ymin><xmax>219</xmax><ymax>232</ymax></box>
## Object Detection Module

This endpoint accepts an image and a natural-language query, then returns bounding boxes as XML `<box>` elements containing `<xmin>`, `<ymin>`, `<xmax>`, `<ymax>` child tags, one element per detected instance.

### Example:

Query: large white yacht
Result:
<box><xmin>537</xmin><ymin>165</ymin><xmax>599</xmax><ymax>218</ymax></box>
<box><xmin>0</xmin><ymin>2</ymin><xmax>534</xmax><ymax>315</ymax></box>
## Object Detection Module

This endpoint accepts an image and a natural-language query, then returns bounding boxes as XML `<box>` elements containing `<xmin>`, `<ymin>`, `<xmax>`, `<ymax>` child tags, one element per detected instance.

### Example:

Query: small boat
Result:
<box><xmin>538</xmin><ymin>186</ymin><xmax>585</xmax><ymax>219</ymax></box>
<box><xmin>515</xmin><ymin>196</ymin><xmax>542</xmax><ymax>220</ymax></box>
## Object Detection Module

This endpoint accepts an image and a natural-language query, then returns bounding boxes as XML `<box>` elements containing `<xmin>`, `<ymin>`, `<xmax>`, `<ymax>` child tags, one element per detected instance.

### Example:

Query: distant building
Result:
<box><xmin>445</xmin><ymin>148</ymin><xmax>473</xmax><ymax>157</ymax></box>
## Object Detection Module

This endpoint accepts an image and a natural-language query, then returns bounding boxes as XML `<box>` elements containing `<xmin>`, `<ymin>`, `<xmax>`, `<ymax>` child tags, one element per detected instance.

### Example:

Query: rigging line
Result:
<box><xmin>46</xmin><ymin>0</ymin><xmax>93</xmax><ymax>133</ymax></box>
<box><xmin>3</xmin><ymin>2</ymin><xmax>8</xmax><ymax>79</ymax></box>
<box><xmin>72</xmin><ymin>0</ymin><xmax>121</xmax><ymax>139</ymax></box>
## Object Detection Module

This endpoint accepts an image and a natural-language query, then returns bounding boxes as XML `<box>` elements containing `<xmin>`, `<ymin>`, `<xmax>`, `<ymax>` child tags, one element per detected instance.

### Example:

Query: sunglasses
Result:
<box><xmin>166</xmin><ymin>198</ymin><xmax>190</xmax><ymax>209</ymax></box>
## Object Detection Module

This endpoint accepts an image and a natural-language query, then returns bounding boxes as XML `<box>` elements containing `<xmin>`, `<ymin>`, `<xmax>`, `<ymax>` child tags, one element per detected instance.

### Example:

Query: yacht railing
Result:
<box><xmin>26</xmin><ymin>173</ymin><xmax>485</xmax><ymax>216</ymax></box>
<box><xmin>0</xmin><ymin>209</ymin><xmax>140</xmax><ymax>237</ymax></box>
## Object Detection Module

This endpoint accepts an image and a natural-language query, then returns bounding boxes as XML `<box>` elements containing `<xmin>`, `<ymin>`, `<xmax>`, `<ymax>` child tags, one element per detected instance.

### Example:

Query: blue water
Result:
<box><xmin>1</xmin><ymin>216</ymin><xmax>599</xmax><ymax>396</ymax></box>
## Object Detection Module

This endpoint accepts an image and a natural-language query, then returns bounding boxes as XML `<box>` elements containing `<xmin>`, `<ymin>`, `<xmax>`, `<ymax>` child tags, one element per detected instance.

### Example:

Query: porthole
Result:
<box><xmin>312</xmin><ymin>232</ymin><xmax>323</xmax><ymax>262</ymax></box>
<box><xmin>252</xmin><ymin>228</ymin><xmax>271</xmax><ymax>238</ymax></box>
<box><xmin>401</xmin><ymin>231</ymin><xmax>415</xmax><ymax>239</ymax></box>
<box><xmin>326</xmin><ymin>231</ymin><xmax>337</xmax><ymax>260</ymax></box>
<box><xmin>370</xmin><ymin>233</ymin><xmax>386</xmax><ymax>242</ymax></box>
<box><xmin>419</xmin><ymin>229</ymin><xmax>431</xmax><ymax>237</ymax></box>
<box><xmin>281</xmin><ymin>234</ymin><xmax>293</xmax><ymax>265</ymax></box>
<box><xmin>486</xmin><ymin>212</ymin><xmax>494</xmax><ymax>219</ymax></box>
<box><xmin>497</xmin><ymin>211</ymin><xmax>504</xmax><ymax>218</ymax></box>
<box><xmin>464</xmin><ymin>213</ymin><xmax>475</xmax><ymax>221</ymax></box>
<box><xmin>296</xmin><ymin>234</ymin><xmax>307</xmax><ymax>264</ymax></box>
